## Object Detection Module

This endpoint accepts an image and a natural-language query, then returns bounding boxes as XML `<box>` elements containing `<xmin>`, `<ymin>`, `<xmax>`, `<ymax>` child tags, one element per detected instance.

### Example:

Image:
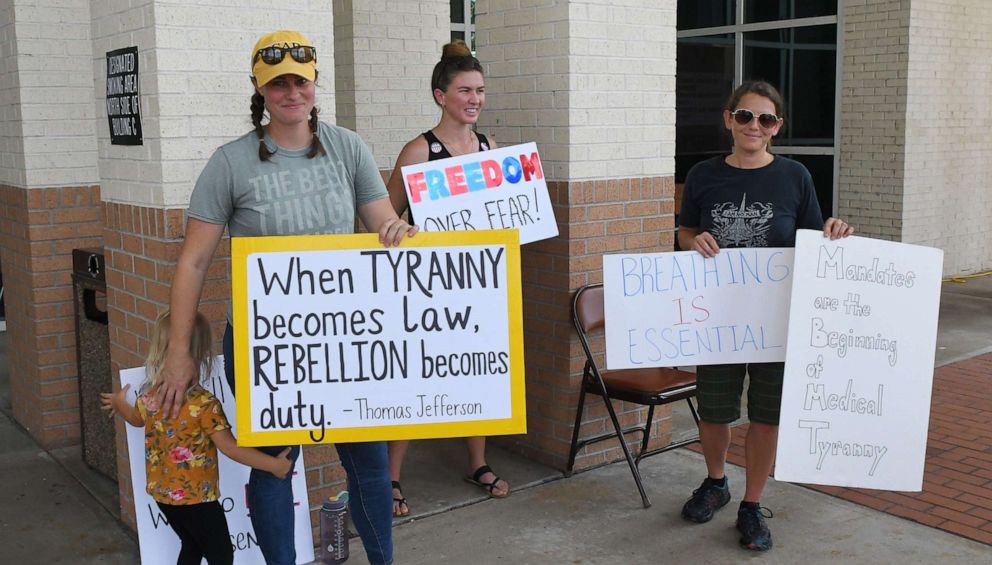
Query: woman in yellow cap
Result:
<box><xmin>157</xmin><ymin>30</ymin><xmax>411</xmax><ymax>565</ymax></box>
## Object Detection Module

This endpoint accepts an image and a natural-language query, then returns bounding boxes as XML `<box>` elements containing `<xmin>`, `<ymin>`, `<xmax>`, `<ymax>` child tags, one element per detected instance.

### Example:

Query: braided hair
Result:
<box><xmin>250</xmin><ymin>73</ymin><xmax>327</xmax><ymax>161</ymax></box>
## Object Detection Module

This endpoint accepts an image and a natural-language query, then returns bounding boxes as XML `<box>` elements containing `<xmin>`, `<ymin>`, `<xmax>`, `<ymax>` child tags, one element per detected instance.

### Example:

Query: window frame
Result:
<box><xmin>677</xmin><ymin>4</ymin><xmax>842</xmax><ymax>215</ymax></box>
<box><xmin>451</xmin><ymin>0</ymin><xmax>475</xmax><ymax>52</ymax></box>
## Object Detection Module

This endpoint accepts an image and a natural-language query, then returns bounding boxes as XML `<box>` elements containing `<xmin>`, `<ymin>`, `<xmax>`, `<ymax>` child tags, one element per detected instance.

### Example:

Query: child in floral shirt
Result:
<box><xmin>103</xmin><ymin>310</ymin><xmax>291</xmax><ymax>565</ymax></box>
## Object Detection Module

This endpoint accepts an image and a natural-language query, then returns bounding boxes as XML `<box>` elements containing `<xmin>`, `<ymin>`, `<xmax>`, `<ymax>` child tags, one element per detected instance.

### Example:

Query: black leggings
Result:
<box><xmin>156</xmin><ymin>501</ymin><xmax>233</xmax><ymax>565</ymax></box>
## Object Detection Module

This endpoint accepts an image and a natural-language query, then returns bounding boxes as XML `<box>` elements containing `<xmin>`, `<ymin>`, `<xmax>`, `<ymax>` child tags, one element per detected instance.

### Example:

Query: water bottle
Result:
<box><xmin>320</xmin><ymin>490</ymin><xmax>349</xmax><ymax>564</ymax></box>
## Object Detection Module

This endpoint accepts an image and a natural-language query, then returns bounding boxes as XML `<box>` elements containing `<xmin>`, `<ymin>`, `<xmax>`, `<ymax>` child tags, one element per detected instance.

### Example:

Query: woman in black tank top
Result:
<box><xmin>385</xmin><ymin>40</ymin><xmax>508</xmax><ymax>518</ymax></box>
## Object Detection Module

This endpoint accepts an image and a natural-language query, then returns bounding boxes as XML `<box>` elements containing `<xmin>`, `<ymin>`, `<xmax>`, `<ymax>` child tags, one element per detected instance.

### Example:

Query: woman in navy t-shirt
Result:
<box><xmin>677</xmin><ymin>81</ymin><xmax>853</xmax><ymax>552</ymax></box>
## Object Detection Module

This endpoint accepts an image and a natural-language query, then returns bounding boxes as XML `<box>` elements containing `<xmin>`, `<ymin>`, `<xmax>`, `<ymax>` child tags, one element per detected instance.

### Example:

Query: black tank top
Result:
<box><xmin>409</xmin><ymin>130</ymin><xmax>491</xmax><ymax>224</ymax></box>
<box><xmin>422</xmin><ymin>129</ymin><xmax>490</xmax><ymax>161</ymax></box>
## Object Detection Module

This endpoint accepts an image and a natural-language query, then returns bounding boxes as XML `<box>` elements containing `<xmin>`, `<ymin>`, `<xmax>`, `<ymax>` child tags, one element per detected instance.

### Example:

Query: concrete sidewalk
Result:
<box><xmin>353</xmin><ymin>448</ymin><xmax>991</xmax><ymax>564</ymax></box>
<box><xmin>0</xmin><ymin>405</ymin><xmax>139</xmax><ymax>563</ymax></box>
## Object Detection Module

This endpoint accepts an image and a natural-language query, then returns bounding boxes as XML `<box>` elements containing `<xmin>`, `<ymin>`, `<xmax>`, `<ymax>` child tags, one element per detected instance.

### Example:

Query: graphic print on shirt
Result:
<box><xmin>710</xmin><ymin>194</ymin><xmax>773</xmax><ymax>247</ymax></box>
<box><xmin>246</xmin><ymin>158</ymin><xmax>354</xmax><ymax>235</ymax></box>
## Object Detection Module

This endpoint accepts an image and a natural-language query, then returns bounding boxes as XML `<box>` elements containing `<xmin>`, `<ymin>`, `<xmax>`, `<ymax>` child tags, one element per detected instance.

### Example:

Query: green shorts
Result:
<box><xmin>695</xmin><ymin>362</ymin><xmax>784</xmax><ymax>425</ymax></box>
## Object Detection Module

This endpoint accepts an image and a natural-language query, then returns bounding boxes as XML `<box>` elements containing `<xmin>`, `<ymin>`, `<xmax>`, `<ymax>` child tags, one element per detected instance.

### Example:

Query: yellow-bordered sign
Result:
<box><xmin>231</xmin><ymin>230</ymin><xmax>525</xmax><ymax>446</ymax></box>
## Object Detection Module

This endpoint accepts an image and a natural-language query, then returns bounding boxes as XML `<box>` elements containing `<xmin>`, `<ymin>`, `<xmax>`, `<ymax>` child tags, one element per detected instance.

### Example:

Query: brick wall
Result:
<box><xmin>565</xmin><ymin>1</ymin><xmax>676</xmax><ymax>180</ymax></box>
<box><xmin>838</xmin><ymin>0</ymin><xmax>992</xmax><ymax>275</ymax></box>
<box><xmin>10</xmin><ymin>0</ymin><xmax>99</xmax><ymax>188</ymax></box>
<box><xmin>0</xmin><ymin>184</ymin><xmax>103</xmax><ymax>447</ymax></box>
<box><xmin>476</xmin><ymin>0</ymin><xmax>571</xmax><ymax>179</ymax></box>
<box><xmin>837</xmin><ymin>0</ymin><xmax>910</xmax><ymax>242</ymax></box>
<box><xmin>902</xmin><ymin>0</ymin><xmax>992</xmax><ymax>274</ymax></box>
<box><xmin>92</xmin><ymin>0</ymin><xmax>336</xmax><ymax>207</ymax></box>
<box><xmin>477</xmin><ymin>0</ymin><xmax>679</xmax><ymax>471</ymax></box>
<box><xmin>0</xmin><ymin>3</ymin><xmax>26</xmax><ymax>187</ymax></box>
<box><xmin>334</xmin><ymin>0</ymin><xmax>447</xmax><ymax>169</ymax></box>
<box><xmin>0</xmin><ymin>0</ymin><xmax>102</xmax><ymax>450</ymax></box>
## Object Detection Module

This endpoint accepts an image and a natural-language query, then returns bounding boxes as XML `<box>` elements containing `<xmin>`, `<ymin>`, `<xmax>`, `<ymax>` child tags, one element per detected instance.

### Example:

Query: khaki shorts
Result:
<box><xmin>695</xmin><ymin>362</ymin><xmax>784</xmax><ymax>425</ymax></box>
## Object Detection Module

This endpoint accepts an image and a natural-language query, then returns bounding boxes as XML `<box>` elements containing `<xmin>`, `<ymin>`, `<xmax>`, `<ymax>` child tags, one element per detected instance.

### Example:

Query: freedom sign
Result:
<box><xmin>121</xmin><ymin>360</ymin><xmax>314</xmax><ymax>565</ymax></box>
<box><xmin>231</xmin><ymin>230</ymin><xmax>526</xmax><ymax>446</ymax></box>
<box><xmin>603</xmin><ymin>249</ymin><xmax>794</xmax><ymax>369</ymax></box>
<box><xmin>776</xmin><ymin>231</ymin><xmax>943</xmax><ymax>491</ymax></box>
<box><xmin>401</xmin><ymin>142</ymin><xmax>558</xmax><ymax>244</ymax></box>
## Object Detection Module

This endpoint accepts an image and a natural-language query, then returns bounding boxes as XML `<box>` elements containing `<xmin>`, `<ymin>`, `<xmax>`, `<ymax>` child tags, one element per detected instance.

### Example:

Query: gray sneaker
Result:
<box><xmin>681</xmin><ymin>477</ymin><xmax>731</xmax><ymax>523</ymax></box>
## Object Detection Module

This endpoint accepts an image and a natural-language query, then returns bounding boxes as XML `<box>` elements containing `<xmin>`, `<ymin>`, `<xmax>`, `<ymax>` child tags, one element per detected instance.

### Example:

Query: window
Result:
<box><xmin>676</xmin><ymin>1</ymin><xmax>840</xmax><ymax>217</ymax></box>
<box><xmin>451</xmin><ymin>0</ymin><xmax>476</xmax><ymax>52</ymax></box>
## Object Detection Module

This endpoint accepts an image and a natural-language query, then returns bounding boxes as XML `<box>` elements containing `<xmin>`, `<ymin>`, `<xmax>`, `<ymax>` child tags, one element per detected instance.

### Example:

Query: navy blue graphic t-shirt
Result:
<box><xmin>679</xmin><ymin>155</ymin><xmax>824</xmax><ymax>248</ymax></box>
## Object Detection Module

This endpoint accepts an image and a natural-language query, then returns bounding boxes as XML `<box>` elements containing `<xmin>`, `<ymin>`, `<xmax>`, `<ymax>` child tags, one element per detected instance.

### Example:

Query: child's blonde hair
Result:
<box><xmin>143</xmin><ymin>310</ymin><xmax>214</xmax><ymax>391</ymax></box>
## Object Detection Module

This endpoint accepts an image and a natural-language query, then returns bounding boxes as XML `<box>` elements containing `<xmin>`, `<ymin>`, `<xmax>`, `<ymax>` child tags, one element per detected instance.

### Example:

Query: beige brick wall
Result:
<box><xmin>6</xmin><ymin>0</ymin><xmax>99</xmax><ymax>188</ymax></box>
<box><xmin>837</xmin><ymin>0</ymin><xmax>910</xmax><ymax>242</ymax></box>
<box><xmin>566</xmin><ymin>1</ymin><xmax>676</xmax><ymax>180</ymax></box>
<box><xmin>93</xmin><ymin>0</ymin><xmax>335</xmax><ymax>207</ymax></box>
<box><xmin>478</xmin><ymin>1</ymin><xmax>675</xmax><ymax>181</ymax></box>
<box><xmin>334</xmin><ymin>0</ymin><xmax>448</xmax><ymax>169</ymax></box>
<box><xmin>903</xmin><ymin>0</ymin><xmax>992</xmax><ymax>274</ymax></box>
<box><xmin>0</xmin><ymin>2</ymin><xmax>26</xmax><ymax>187</ymax></box>
<box><xmin>476</xmin><ymin>0</ymin><xmax>571</xmax><ymax>179</ymax></box>
<box><xmin>476</xmin><ymin>0</ymin><xmax>679</xmax><ymax>471</ymax></box>
<box><xmin>839</xmin><ymin>0</ymin><xmax>992</xmax><ymax>275</ymax></box>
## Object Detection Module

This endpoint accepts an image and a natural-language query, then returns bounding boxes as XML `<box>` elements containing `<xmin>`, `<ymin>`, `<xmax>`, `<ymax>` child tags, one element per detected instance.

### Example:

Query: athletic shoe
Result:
<box><xmin>736</xmin><ymin>502</ymin><xmax>773</xmax><ymax>551</ymax></box>
<box><xmin>680</xmin><ymin>477</ymin><xmax>731</xmax><ymax>523</ymax></box>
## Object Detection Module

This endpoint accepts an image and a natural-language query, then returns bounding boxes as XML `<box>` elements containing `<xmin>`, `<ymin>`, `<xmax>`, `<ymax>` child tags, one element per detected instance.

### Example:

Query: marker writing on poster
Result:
<box><xmin>798</xmin><ymin>420</ymin><xmax>888</xmax><ymax>476</ymax></box>
<box><xmin>622</xmin><ymin>250</ymin><xmax>790</xmax><ymax>364</ymax></box>
<box><xmin>405</xmin><ymin>152</ymin><xmax>543</xmax><ymax>203</ymax></box>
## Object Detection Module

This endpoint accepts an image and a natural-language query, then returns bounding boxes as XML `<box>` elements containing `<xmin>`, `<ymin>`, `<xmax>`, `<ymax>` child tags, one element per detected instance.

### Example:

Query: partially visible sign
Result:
<box><xmin>603</xmin><ymin>248</ymin><xmax>794</xmax><ymax>368</ymax></box>
<box><xmin>121</xmin><ymin>360</ymin><xmax>314</xmax><ymax>565</ymax></box>
<box><xmin>775</xmin><ymin>231</ymin><xmax>943</xmax><ymax>491</ymax></box>
<box><xmin>106</xmin><ymin>46</ymin><xmax>142</xmax><ymax>145</ymax></box>
<box><xmin>401</xmin><ymin>142</ymin><xmax>558</xmax><ymax>244</ymax></box>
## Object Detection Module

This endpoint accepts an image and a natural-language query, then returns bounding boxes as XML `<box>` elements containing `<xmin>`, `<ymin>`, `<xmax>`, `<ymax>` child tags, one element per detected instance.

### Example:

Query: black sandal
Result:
<box><xmin>391</xmin><ymin>480</ymin><xmax>409</xmax><ymax>517</ymax></box>
<box><xmin>464</xmin><ymin>465</ymin><xmax>510</xmax><ymax>498</ymax></box>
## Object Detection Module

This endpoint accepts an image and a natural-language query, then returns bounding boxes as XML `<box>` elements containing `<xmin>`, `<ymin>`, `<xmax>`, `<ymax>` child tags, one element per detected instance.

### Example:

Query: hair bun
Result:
<box><xmin>441</xmin><ymin>40</ymin><xmax>472</xmax><ymax>60</ymax></box>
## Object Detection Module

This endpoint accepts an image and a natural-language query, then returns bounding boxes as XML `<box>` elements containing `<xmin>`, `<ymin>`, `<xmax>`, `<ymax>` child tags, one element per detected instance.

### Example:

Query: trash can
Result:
<box><xmin>72</xmin><ymin>247</ymin><xmax>116</xmax><ymax>481</ymax></box>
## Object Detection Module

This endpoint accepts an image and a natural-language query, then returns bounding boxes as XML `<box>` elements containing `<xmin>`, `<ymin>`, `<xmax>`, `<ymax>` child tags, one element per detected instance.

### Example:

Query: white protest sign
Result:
<box><xmin>401</xmin><ymin>142</ymin><xmax>558</xmax><ymax>244</ymax></box>
<box><xmin>603</xmin><ymin>248</ymin><xmax>794</xmax><ymax>369</ymax></box>
<box><xmin>230</xmin><ymin>231</ymin><xmax>527</xmax><ymax>446</ymax></box>
<box><xmin>775</xmin><ymin>230</ymin><xmax>943</xmax><ymax>491</ymax></box>
<box><xmin>121</xmin><ymin>360</ymin><xmax>314</xmax><ymax>564</ymax></box>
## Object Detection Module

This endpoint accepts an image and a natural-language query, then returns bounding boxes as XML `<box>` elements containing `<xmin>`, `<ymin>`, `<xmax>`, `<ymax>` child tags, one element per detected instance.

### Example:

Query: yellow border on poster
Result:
<box><xmin>231</xmin><ymin>230</ymin><xmax>525</xmax><ymax>446</ymax></box>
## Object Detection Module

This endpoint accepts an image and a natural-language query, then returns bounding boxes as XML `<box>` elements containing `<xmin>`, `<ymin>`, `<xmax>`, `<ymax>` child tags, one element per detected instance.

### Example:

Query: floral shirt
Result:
<box><xmin>136</xmin><ymin>385</ymin><xmax>230</xmax><ymax>505</ymax></box>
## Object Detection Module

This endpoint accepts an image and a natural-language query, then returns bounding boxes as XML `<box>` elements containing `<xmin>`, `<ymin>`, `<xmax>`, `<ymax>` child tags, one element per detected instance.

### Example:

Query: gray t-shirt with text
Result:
<box><xmin>187</xmin><ymin>121</ymin><xmax>387</xmax><ymax>236</ymax></box>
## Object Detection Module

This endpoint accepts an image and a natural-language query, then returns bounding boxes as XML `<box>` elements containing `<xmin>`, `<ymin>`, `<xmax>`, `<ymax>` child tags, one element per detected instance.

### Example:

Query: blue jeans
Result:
<box><xmin>224</xmin><ymin>324</ymin><xmax>394</xmax><ymax>564</ymax></box>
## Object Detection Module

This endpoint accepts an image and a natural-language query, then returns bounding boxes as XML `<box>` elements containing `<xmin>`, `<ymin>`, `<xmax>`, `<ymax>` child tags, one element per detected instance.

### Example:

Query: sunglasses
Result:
<box><xmin>253</xmin><ymin>45</ymin><xmax>317</xmax><ymax>66</ymax></box>
<box><xmin>730</xmin><ymin>109</ymin><xmax>781</xmax><ymax>129</ymax></box>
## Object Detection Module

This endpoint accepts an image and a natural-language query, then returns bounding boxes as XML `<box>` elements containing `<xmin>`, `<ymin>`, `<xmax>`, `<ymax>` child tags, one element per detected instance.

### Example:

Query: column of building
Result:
<box><xmin>333</xmin><ymin>0</ymin><xmax>449</xmax><ymax>174</ymax></box>
<box><xmin>0</xmin><ymin>0</ymin><xmax>101</xmax><ymax>449</ymax></box>
<box><xmin>838</xmin><ymin>0</ymin><xmax>992</xmax><ymax>276</ymax></box>
<box><xmin>476</xmin><ymin>0</ymin><xmax>679</xmax><ymax>470</ymax></box>
<box><xmin>90</xmin><ymin>0</ymin><xmax>340</xmax><ymax>531</ymax></box>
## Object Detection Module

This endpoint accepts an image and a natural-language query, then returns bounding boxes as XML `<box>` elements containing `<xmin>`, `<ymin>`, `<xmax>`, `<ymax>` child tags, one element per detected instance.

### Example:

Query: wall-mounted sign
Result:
<box><xmin>106</xmin><ymin>46</ymin><xmax>142</xmax><ymax>145</ymax></box>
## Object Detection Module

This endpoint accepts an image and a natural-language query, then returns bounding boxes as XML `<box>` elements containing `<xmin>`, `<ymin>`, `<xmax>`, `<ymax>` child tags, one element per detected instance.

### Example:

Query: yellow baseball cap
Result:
<box><xmin>251</xmin><ymin>30</ymin><xmax>317</xmax><ymax>87</ymax></box>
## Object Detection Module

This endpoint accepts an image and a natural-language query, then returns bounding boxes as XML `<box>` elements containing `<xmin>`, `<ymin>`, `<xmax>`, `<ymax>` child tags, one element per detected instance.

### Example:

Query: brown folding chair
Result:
<box><xmin>567</xmin><ymin>283</ymin><xmax>700</xmax><ymax>508</ymax></box>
